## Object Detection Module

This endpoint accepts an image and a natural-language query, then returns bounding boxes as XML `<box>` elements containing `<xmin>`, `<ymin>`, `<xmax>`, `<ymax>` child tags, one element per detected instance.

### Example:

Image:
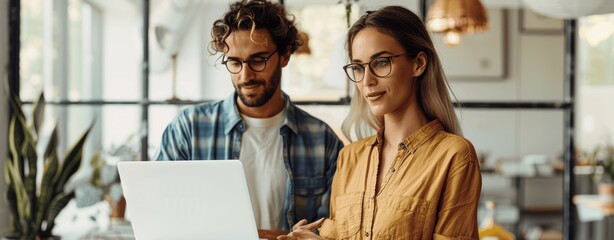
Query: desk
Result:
<box><xmin>574</xmin><ymin>195</ymin><xmax>614</xmax><ymax>240</ymax></box>
<box><xmin>573</xmin><ymin>195</ymin><xmax>614</xmax><ymax>215</ymax></box>
<box><xmin>82</xmin><ymin>222</ymin><xmax>285</xmax><ymax>240</ymax></box>
<box><xmin>258</xmin><ymin>229</ymin><xmax>289</xmax><ymax>240</ymax></box>
<box><xmin>80</xmin><ymin>219</ymin><xmax>135</xmax><ymax>240</ymax></box>
<box><xmin>512</xmin><ymin>174</ymin><xmax>563</xmax><ymax>238</ymax></box>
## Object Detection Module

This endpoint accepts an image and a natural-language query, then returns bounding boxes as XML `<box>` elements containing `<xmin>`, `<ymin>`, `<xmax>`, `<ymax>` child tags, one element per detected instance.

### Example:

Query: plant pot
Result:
<box><xmin>111</xmin><ymin>196</ymin><xmax>127</xmax><ymax>219</ymax></box>
<box><xmin>1</xmin><ymin>233</ymin><xmax>19</xmax><ymax>240</ymax></box>
<box><xmin>597</xmin><ymin>182</ymin><xmax>614</xmax><ymax>207</ymax></box>
<box><xmin>2</xmin><ymin>235</ymin><xmax>61</xmax><ymax>240</ymax></box>
<box><xmin>105</xmin><ymin>195</ymin><xmax>127</xmax><ymax>219</ymax></box>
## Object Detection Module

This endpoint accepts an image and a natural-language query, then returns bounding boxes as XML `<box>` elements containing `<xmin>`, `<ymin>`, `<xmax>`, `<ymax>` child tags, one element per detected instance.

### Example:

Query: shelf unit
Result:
<box><xmin>514</xmin><ymin>174</ymin><xmax>565</xmax><ymax>236</ymax></box>
<box><xmin>417</xmin><ymin>1</ymin><xmax>577</xmax><ymax>239</ymax></box>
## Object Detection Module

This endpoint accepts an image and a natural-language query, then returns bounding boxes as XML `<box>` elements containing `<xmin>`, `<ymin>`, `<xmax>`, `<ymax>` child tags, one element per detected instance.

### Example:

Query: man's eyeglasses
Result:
<box><xmin>222</xmin><ymin>50</ymin><xmax>278</xmax><ymax>74</ymax></box>
<box><xmin>342</xmin><ymin>53</ymin><xmax>407</xmax><ymax>83</ymax></box>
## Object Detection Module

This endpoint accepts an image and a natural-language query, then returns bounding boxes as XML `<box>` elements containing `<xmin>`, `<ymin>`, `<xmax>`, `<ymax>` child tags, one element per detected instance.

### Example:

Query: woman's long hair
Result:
<box><xmin>341</xmin><ymin>6</ymin><xmax>462</xmax><ymax>141</ymax></box>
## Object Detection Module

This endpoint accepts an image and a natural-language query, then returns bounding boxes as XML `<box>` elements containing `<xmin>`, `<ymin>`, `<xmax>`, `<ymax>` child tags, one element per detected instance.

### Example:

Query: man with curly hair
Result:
<box><xmin>154</xmin><ymin>0</ymin><xmax>343</xmax><ymax>235</ymax></box>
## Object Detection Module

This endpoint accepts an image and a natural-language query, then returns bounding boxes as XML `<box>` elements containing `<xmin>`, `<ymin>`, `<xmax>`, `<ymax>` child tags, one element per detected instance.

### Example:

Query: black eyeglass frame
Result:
<box><xmin>221</xmin><ymin>50</ymin><xmax>278</xmax><ymax>74</ymax></box>
<box><xmin>342</xmin><ymin>53</ymin><xmax>408</xmax><ymax>83</ymax></box>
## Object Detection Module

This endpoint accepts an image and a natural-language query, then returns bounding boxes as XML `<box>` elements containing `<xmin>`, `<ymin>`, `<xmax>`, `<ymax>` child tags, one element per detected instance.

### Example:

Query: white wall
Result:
<box><xmin>449</xmin><ymin>8</ymin><xmax>566</xmax><ymax>165</ymax></box>
<box><xmin>1</xmin><ymin>0</ymin><xmax>10</xmax><ymax>231</ymax></box>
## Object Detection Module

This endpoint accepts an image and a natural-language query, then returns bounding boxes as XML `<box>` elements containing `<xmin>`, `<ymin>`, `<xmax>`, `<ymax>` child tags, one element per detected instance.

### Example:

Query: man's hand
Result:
<box><xmin>276</xmin><ymin>218</ymin><xmax>325</xmax><ymax>240</ymax></box>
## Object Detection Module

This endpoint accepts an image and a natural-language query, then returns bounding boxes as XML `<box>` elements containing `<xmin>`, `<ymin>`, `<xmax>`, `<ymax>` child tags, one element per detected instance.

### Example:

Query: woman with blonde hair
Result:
<box><xmin>279</xmin><ymin>5</ymin><xmax>481</xmax><ymax>240</ymax></box>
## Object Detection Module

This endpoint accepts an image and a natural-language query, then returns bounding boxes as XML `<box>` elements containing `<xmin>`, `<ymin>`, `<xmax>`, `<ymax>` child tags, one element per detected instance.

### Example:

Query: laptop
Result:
<box><xmin>117</xmin><ymin>160</ymin><xmax>259</xmax><ymax>240</ymax></box>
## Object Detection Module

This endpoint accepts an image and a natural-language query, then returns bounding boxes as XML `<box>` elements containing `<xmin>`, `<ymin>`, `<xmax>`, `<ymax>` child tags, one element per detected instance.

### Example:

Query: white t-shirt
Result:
<box><xmin>239</xmin><ymin>111</ymin><xmax>287</xmax><ymax>230</ymax></box>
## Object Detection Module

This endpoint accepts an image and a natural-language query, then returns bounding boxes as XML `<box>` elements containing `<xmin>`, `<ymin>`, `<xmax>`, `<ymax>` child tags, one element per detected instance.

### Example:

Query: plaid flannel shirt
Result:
<box><xmin>154</xmin><ymin>92</ymin><xmax>343</xmax><ymax>230</ymax></box>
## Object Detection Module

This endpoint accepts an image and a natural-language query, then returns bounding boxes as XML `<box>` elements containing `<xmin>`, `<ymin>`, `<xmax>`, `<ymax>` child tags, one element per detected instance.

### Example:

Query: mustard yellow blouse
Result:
<box><xmin>319</xmin><ymin>120</ymin><xmax>482</xmax><ymax>240</ymax></box>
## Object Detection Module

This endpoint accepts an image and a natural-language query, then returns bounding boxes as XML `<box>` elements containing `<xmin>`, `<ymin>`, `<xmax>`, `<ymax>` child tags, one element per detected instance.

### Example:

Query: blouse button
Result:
<box><xmin>390</xmin><ymin>168</ymin><xmax>396</xmax><ymax>173</ymax></box>
<box><xmin>365</xmin><ymin>232</ymin><xmax>370</xmax><ymax>237</ymax></box>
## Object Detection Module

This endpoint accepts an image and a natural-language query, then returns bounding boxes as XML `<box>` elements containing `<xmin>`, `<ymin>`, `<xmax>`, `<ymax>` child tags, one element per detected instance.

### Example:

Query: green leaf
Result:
<box><xmin>6</xmin><ymin>117</ymin><xmax>25</xmax><ymax>235</ymax></box>
<box><xmin>5</xmin><ymin>158</ymin><xmax>32</xmax><ymax>235</ymax></box>
<box><xmin>90</xmin><ymin>153</ymin><xmax>103</xmax><ymax>187</ymax></box>
<box><xmin>31</xmin><ymin>92</ymin><xmax>46</xmax><ymax>137</ymax></box>
<box><xmin>42</xmin><ymin>192</ymin><xmax>74</xmax><ymax>235</ymax></box>
<box><xmin>21</xmin><ymin>129</ymin><xmax>38</xmax><ymax>224</ymax></box>
<box><xmin>7</xmin><ymin>117</ymin><xmax>31</xmax><ymax>231</ymax></box>
<box><xmin>43</xmin><ymin>125</ymin><xmax>58</xmax><ymax>166</ymax></box>
<box><xmin>34</xmin><ymin>152</ymin><xmax>59</xmax><ymax>236</ymax></box>
<box><xmin>8</xmin><ymin>90</ymin><xmax>25</xmax><ymax>121</ymax></box>
<box><xmin>8</xmin><ymin>115</ymin><xmax>26</xmax><ymax>179</ymax></box>
<box><xmin>4</xmin><ymin>156</ymin><xmax>13</xmax><ymax>185</ymax></box>
<box><xmin>5</xmin><ymin>159</ymin><xmax>23</xmax><ymax>234</ymax></box>
<box><xmin>54</xmin><ymin>120</ymin><xmax>95</xmax><ymax>194</ymax></box>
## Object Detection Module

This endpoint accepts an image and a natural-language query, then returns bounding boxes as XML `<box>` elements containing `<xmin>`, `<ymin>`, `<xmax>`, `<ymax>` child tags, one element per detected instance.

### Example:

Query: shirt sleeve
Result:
<box><xmin>316</xmin><ymin>128</ymin><xmax>344</xmax><ymax>221</ymax></box>
<box><xmin>153</xmin><ymin>113</ymin><xmax>192</xmax><ymax>161</ymax></box>
<box><xmin>432</xmin><ymin>142</ymin><xmax>482</xmax><ymax>239</ymax></box>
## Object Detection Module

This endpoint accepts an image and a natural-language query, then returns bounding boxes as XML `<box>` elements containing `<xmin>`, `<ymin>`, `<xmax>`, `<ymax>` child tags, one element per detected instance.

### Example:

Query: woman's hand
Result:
<box><xmin>277</xmin><ymin>218</ymin><xmax>325</xmax><ymax>240</ymax></box>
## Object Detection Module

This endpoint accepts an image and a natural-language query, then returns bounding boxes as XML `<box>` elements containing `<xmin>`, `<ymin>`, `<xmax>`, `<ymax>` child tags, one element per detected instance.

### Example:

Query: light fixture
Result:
<box><xmin>169</xmin><ymin>53</ymin><xmax>180</xmax><ymax>102</ymax></box>
<box><xmin>150</xmin><ymin>0</ymin><xmax>198</xmax><ymax>102</ymax></box>
<box><xmin>443</xmin><ymin>30</ymin><xmax>461</xmax><ymax>46</ymax></box>
<box><xmin>426</xmin><ymin>0</ymin><xmax>489</xmax><ymax>47</ymax></box>
<box><xmin>150</xmin><ymin>0</ymin><xmax>197</xmax><ymax>73</ymax></box>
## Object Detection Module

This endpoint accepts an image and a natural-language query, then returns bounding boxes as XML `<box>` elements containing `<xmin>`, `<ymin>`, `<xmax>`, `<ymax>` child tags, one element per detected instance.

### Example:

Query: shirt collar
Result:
<box><xmin>222</xmin><ymin>91</ymin><xmax>299</xmax><ymax>135</ymax></box>
<box><xmin>369</xmin><ymin>119</ymin><xmax>444</xmax><ymax>151</ymax></box>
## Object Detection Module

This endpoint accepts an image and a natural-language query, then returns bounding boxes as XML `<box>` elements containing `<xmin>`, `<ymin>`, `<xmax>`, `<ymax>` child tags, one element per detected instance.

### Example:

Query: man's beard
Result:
<box><xmin>235</xmin><ymin>63</ymin><xmax>282</xmax><ymax>107</ymax></box>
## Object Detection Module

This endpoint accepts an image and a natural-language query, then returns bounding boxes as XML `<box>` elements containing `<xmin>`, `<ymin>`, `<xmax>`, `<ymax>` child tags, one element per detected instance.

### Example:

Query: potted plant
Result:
<box><xmin>583</xmin><ymin>143</ymin><xmax>614</xmax><ymax>199</ymax></box>
<box><xmin>4</xmin><ymin>92</ymin><xmax>94</xmax><ymax>240</ymax></box>
<box><xmin>73</xmin><ymin>134</ymin><xmax>140</xmax><ymax>225</ymax></box>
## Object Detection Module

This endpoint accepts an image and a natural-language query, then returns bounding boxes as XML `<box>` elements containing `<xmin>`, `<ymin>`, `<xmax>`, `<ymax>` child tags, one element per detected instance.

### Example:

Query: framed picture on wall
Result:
<box><xmin>432</xmin><ymin>9</ymin><xmax>508</xmax><ymax>80</ymax></box>
<box><xmin>520</xmin><ymin>8</ymin><xmax>564</xmax><ymax>34</ymax></box>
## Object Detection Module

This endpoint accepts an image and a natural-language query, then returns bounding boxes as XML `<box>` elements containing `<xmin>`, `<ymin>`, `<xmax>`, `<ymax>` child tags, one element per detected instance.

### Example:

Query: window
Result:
<box><xmin>19</xmin><ymin>0</ymin><xmax>144</xmax><ymax>160</ymax></box>
<box><xmin>17</xmin><ymin>1</ymin><xmax>361</xmax><ymax>162</ymax></box>
<box><xmin>577</xmin><ymin>13</ymin><xmax>614</xmax><ymax>149</ymax></box>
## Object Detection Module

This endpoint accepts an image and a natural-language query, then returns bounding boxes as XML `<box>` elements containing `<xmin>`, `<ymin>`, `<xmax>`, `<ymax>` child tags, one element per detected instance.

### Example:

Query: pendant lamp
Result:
<box><xmin>426</xmin><ymin>0</ymin><xmax>489</xmax><ymax>47</ymax></box>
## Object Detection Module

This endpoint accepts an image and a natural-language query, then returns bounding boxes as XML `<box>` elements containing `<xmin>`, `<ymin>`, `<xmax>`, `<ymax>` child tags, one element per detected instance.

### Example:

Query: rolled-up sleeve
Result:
<box><xmin>432</xmin><ymin>148</ymin><xmax>482</xmax><ymax>239</ymax></box>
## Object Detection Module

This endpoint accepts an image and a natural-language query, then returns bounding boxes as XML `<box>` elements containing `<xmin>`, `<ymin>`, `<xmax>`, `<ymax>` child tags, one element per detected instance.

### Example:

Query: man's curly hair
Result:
<box><xmin>209</xmin><ymin>0</ymin><xmax>301</xmax><ymax>56</ymax></box>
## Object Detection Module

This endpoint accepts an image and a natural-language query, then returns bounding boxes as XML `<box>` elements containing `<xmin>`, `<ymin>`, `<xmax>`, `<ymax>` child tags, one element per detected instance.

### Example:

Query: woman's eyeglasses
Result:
<box><xmin>343</xmin><ymin>53</ymin><xmax>407</xmax><ymax>83</ymax></box>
